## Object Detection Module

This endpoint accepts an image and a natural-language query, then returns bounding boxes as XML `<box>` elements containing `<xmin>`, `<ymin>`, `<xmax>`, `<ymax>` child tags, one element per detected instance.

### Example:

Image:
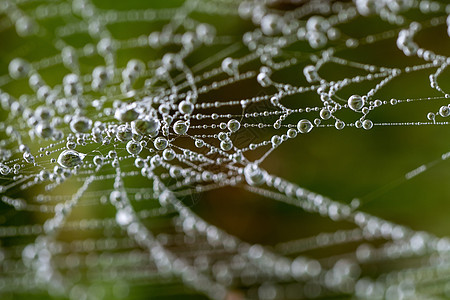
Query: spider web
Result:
<box><xmin>1</xmin><ymin>0</ymin><xmax>450</xmax><ymax>299</ymax></box>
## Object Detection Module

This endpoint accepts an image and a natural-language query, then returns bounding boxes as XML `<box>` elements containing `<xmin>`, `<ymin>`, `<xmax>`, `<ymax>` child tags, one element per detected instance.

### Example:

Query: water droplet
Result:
<box><xmin>115</xmin><ymin>106</ymin><xmax>139</xmax><ymax>122</ymax></box>
<box><xmin>57</xmin><ymin>150</ymin><xmax>85</xmax><ymax>168</ymax></box>
<box><xmin>244</xmin><ymin>164</ymin><xmax>267</xmax><ymax>186</ymax></box>
<box><xmin>154</xmin><ymin>137</ymin><xmax>168</xmax><ymax>150</ymax></box>
<box><xmin>287</xmin><ymin>128</ymin><xmax>297</xmax><ymax>138</ymax></box>
<box><xmin>319</xmin><ymin>108</ymin><xmax>331</xmax><ymax>120</ymax></box>
<box><xmin>162</xmin><ymin>148</ymin><xmax>176</xmax><ymax>161</ymax></box>
<box><xmin>271</xmin><ymin>135</ymin><xmax>282</xmax><ymax>148</ymax></box>
<box><xmin>439</xmin><ymin>105</ymin><xmax>450</xmax><ymax>117</ymax></box>
<box><xmin>23</xmin><ymin>152</ymin><xmax>35</xmax><ymax>164</ymax></box>
<box><xmin>220</xmin><ymin>140</ymin><xmax>233</xmax><ymax>151</ymax></box>
<box><xmin>178</xmin><ymin>100</ymin><xmax>194</xmax><ymax>114</ymax></box>
<box><xmin>173</xmin><ymin>120</ymin><xmax>189</xmax><ymax>135</ymax></box>
<box><xmin>126</xmin><ymin>140</ymin><xmax>142</xmax><ymax>155</ymax></box>
<box><xmin>297</xmin><ymin>119</ymin><xmax>313</xmax><ymax>133</ymax></box>
<box><xmin>195</xmin><ymin>139</ymin><xmax>205</xmax><ymax>148</ymax></box>
<box><xmin>35</xmin><ymin>122</ymin><xmax>53</xmax><ymax>139</ymax></box>
<box><xmin>227</xmin><ymin>119</ymin><xmax>240</xmax><ymax>132</ymax></box>
<box><xmin>221</xmin><ymin>57</ymin><xmax>237</xmax><ymax>75</ymax></box>
<box><xmin>66</xmin><ymin>141</ymin><xmax>76</xmax><ymax>150</ymax></box>
<box><xmin>34</xmin><ymin>106</ymin><xmax>54</xmax><ymax>121</ymax></box>
<box><xmin>93</xmin><ymin>155</ymin><xmax>103</xmax><ymax>166</ymax></box>
<box><xmin>348</xmin><ymin>95</ymin><xmax>364</xmax><ymax>111</ymax></box>
<box><xmin>261</xmin><ymin>14</ymin><xmax>282</xmax><ymax>35</ymax></box>
<box><xmin>9</xmin><ymin>58</ymin><xmax>30</xmax><ymax>79</ymax></box>
<box><xmin>303</xmin><ymin>65</ymin><xmax>319</xmax><ymax>83</ymax></box>
<box><xmin>0</xmin><ymin>164</ymin><xmax>10</xmax><ymax>175</ymax></box>
<box><xmin>362</xmin><ymin>119</ymin><xmax>373</xmax><ymax>130</ymax></box>
<box><xmin>257</xmin><ymin>72</ymin><xmax>271</xmax><ymax>87</ymax></box>
<box><xmin>335</xmin><ymin>120</ymin><xmax>345</xmax><ymax>130</ymax></box>
<box><xmin>116</xmin><ymin>209</ymin><xmax>133</xmax><ymax>226</ymax></box>
<box><xmin>70</xmin><ymin>116</ymin><xmax>92</xmax><ymax>133</ymax></box>
<box><xmin>116</xmin><ymin>125</ymin><xmax>133</xmax><ymax>142</ymax></box>
<box><xmin>218</xmin><ymin>132</ymin><xmax>228</xmax><ymax>141</ymax></box>
<box><xmin>131</xmin><ymin>118</ymin><xmax>160</xmax><ymax>136</ymax></box>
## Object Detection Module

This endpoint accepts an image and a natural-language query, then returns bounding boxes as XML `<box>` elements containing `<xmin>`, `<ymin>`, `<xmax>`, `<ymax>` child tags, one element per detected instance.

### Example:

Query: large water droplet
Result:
<box><xmin>131</xmin><ymin>118</ymin><xmax>160</xmax><ymax>136</ymax></box>
<box><xmin>173</xmin><ymin>120</ymin><xmax>189</xmax><ymax>135</ymax></box>
<box><xmin>297</xmin><ymin>119</ymin><xmax>313</xmax><ymax>133</ymax></box>
<box><xmin>126</xmin><ymin>140</ymin><xmax>142</xmax><ymax>155</ymax></box>
<box><xmin>70</xmin><ymin>116</ymin><xmax>92</xmax><ymax>133</ymax></box>
<box><xmin>244</xmin><ymin>164</ymin><xmax>267</xmax><ymax>186</ymax></box>
<box><xmin>116</xmin><ymin>208</ymin><xmax>133</xmax><ymax>226</ymax></box>
<box><xmin>57</xmin><ymin>150</ymin><xmax>85</xmax><ymax>168</ymax></box>
<box><xmin>347</xmin><ymin>95</ymin><xmax>364</xmax><ymax>111</ymax></box>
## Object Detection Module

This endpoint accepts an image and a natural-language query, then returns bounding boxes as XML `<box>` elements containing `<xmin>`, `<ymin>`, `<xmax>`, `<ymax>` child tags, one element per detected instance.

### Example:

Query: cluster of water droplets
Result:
<box><xmin>0</xmin><ymin>0</ymin><xmax>450</xmax><ymax>299</ymax></box>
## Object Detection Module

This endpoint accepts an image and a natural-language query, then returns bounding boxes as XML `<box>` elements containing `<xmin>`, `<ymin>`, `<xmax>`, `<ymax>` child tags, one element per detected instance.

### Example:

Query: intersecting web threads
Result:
<box><xmin>1</xmin><ymin>0</ymin><xmax>450</xmax><ymax>299</ymax></box>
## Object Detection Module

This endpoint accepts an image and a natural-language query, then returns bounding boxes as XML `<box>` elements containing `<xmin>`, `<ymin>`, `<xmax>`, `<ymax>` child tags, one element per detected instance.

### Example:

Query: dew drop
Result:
<box><xmin>257</xmin><ymin>72</ymin><xmax>271</xmax><ymax>87</ymax></box>
<box><xmin>115</xmin><ymin>106</ymin><xmax>139</xmax><ymax>122</ymax></box>
<box><xmin>131</xmin><ymin>118</ymin><xmax>160</xmax><ymax>136</ymax></box>
<box><xmin>287</xmin><ymin>128</ymin><xmax>297</xmax><ymax>138</ymax></box>
<box><xmin>9</xmin><ymin>58</ymin><xmax>30</xmax><ymax>79</ymax></box>
<box><xmin>70</xmin><ymin>116</ymin><xmax>92</xmax><ymax>133</ymax></box>
<box><xmin>116</xmin><ymin>125</ymin><xmax>133</xmax><ymax>142</ymax></box>
<box><xmin>335</xmin><ymin>120</ymin><xmax>345</xmax><ymax>130</ymax></box>
<box><xmin>244</xmin><ymin>164</ymin><xmax>267</xmax><ymax>186</ymax></box>
<box><xmin>162</xmin><ymin>148</ymin><xmax>176</xmax><ymax>161</ymax></box>
<box><xmin>319</xmin><ymin>108</ymin><xmax>331</xmax><ymax>120</ymax></box>
<box><xmin>439</xmin><ymin>105</ymin><xmax>450</xmax><ymax>117</ymax></box>
<box><xmin>154</xmin><ymin>137</ymin><xmax>168</xmax><ymax>151</ymax></box>
<box><xmin>271</xmin><ymin>135</ymin><xmax>282</xmax><ymax>147</ymax></box>
<box><xmin>173</xmin><ymin>120</ymin><xmax>189</xmax><ymax>135</ymax></box>
<box><xmin>0</xmin><ymin>164</ymin><xmax>10</xmax><ymax>176</ymax></box>
<box><xmin>126</xmin><ymin>140</ymin><xmax>142</xmax><ymax>155</ymax></box>
<box><xmin>116</xmin><ymin>209</ymin><xmax>133</xmax><ymax>226</ymax></box>
<box><xmin>178</xmin><ymin>100</ymin><xmax>194</xmax><ymax>115</ymax></box>
<box><xmin>362</xmin><ymin>119</ymin><xmax>373</xmax><ymax>130</ymax></box>
<box><xmin>221</xmin><ymin>57</ymin><xmax>237</xmax><ymax>76</ymax></box>
<box><xmin>195</xmin><ymin>139</ymin><xmax>205</xmax><ymax>148</ymax></box>
<box><xmin>35</xmin><ymin>122</ymin><xmax>53</xmax><ymax>139</ymax></box>
<box><xmin>297</xmin><ymin>119</ymin><xmax>313</xmax><ymax>134</ymax></box>
<box><xmin>227</xmin><ymin>119</ymin><xmax>241</xmax><ymax>132</ymax></box>
<box><xmin>220</xmin><ymin>140</ymin><xmax>233</xmax><ymax>151</ymax></box>
<box><xmin>57</xmin><ymin>150</ymin><xmax>85</xmax><ymax>168</ymax></box>
<box><xmin>93</xmin><ymin>155</ymin><xmax>103</xmax><ymax>166</ymax></box>
<box><xmin>23</xmin><ymin>152</ymin><xmax>35</xmax><ymax>164</ymax></box>
<box><xmin>348</xmin><ymin>95</ymin><xmax>364</xmax><ymax>111</ymax></box>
